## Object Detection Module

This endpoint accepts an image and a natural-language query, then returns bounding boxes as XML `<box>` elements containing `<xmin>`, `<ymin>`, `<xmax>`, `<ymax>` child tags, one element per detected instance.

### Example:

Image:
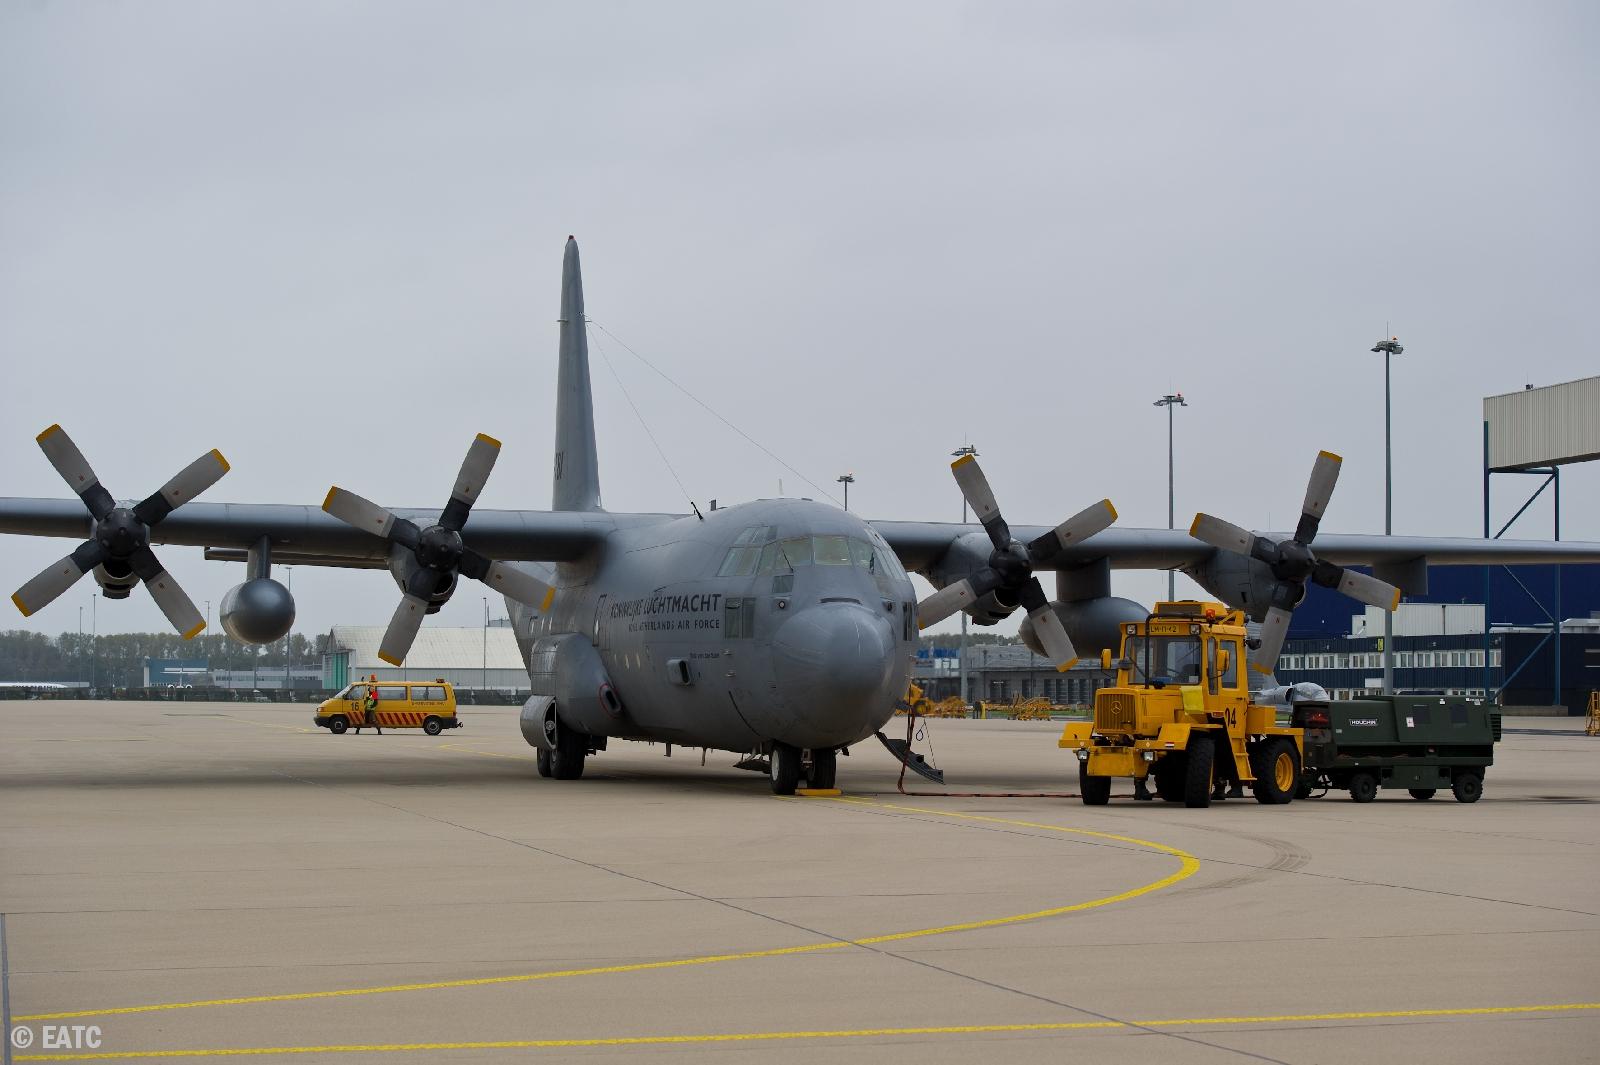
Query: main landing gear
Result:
<box><xmin>769</xmin><ymin>742</ymin><xmax>837</xmax><ymax>795</ymax></box>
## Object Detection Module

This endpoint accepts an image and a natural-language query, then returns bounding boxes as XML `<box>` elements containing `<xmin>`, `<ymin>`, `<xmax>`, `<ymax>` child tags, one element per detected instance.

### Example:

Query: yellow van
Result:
<box><xmin>314</xmin><ymin>680</ymin><xmax>462</xmax><ymax>735</ymax></box>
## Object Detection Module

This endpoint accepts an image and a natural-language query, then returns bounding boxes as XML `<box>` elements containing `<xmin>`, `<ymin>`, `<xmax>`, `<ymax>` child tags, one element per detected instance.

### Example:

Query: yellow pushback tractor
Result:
<box><xmin>1059</xmin><ymin>601</ymin><xmax>1304</xmax><ymax>808</ymax></box>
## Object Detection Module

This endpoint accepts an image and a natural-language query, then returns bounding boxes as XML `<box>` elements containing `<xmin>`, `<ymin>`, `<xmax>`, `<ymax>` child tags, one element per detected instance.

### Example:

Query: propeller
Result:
<box><xmin>323</xmin><ymin>433</ymin><xmax>556</xmax><ymax>666</ymax></box>
<box><xmin>1190</xmin><ymin>450</ymin><xmax>1402</xmax><ymax>675</ymax></box>
<box><xmin>11</xmin><ymin>425</ymin><xmax>228</xmax><ymax>637</ymax></box>
<box><xmin>916</xmin><ymin>453</ymin><xmax>1117</xmax><ymax>670</ymax></box>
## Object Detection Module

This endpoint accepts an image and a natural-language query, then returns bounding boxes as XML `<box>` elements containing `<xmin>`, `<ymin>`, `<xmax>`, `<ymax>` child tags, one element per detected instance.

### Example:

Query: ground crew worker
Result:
<box><xmin>362</xmin><ymin>684</ymin><xmax>381</xmax><ymax>735</ymax></box>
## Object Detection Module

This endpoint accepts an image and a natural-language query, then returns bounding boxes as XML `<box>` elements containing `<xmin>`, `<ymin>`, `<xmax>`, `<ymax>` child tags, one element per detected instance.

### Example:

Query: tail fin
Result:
<box><xmin>553</xmin><ymin>237</ymin><xmax>602</xmax><ymax>512</ymax></box>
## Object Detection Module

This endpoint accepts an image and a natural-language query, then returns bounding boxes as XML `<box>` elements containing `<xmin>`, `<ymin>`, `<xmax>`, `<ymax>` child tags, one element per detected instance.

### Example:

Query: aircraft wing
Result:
<box><xmin>871</xmin><ymin>520</ymin><xmax>1600</xmax><ymax>572</ymax></box>
<box><xmin>0</xmin><ymin>498</ymin><xmax>624</xmax><ymax>567</ymax></box>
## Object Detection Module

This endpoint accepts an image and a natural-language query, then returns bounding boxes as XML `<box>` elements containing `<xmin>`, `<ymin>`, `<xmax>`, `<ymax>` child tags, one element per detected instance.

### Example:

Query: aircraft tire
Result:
<box><xmin>808</xmin><ymin>748</ymin><xmax>837</xmax><ymax>790</ymax></box>
<box><xmin>550</xmin><ymin>720</ymin><xmax>587</xmax><ymax>780</ymax></box>
<box><xmin>770</xmin><ymin>743</ymin><xmax>801</xmax><ymax>795</ymax></box>
<box><xmin>536</xmin><ymin>748</ymin><xmax>553</xmax><ymax>778</ymax></box>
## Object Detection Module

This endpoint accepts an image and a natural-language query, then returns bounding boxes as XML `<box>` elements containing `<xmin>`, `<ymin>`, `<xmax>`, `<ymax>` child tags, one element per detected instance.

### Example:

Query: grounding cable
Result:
<box><xmin>586</xmin><ymin>322</ymin><xmax>699</xmax><ymax>514</ymax></box>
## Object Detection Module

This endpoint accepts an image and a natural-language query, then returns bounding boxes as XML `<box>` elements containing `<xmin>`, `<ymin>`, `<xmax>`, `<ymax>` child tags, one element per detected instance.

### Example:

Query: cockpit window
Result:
<box><xmin>849</xmin><ymin>539</ymin><xmax>875</xmax><ymax>568</ymax></box>
<box><xmin>732</xmin><ymin>525</ymin><xmax>772</xmax><ymax>547</ymax></box>
<box><xmin>717</xmin><ymin>546</ymin><xmax>761</xmax><ymax>577</ymax></box>
<box><xmin>813</xmin><ymin>535</ymin><xmax>851</xmax><ymax>566</ymax></box>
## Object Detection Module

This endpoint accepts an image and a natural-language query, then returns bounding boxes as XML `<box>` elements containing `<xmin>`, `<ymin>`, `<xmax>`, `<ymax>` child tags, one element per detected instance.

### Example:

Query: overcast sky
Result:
<box><xmin>2</xmin><ymin>1</ymin><xmax>1595</xmax><ymax>643</ymax></box>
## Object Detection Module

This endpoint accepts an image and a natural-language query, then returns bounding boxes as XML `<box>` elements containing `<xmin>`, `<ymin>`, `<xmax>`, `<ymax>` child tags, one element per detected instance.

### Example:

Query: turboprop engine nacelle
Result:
<box><xmin>1018</xmin><ymin>596</ymin><xmax>1148</xmax><ymax>660</ymax></box>
<box><xmin>92</xmin><ymin>561</ymin><xmax>139</xmax><ymax>600</ymax></box>
<box><xmin>388</xmin><ymin>544</ymin><xmax>456</xmax><ymax>614</ymax></box>
<box><xmin>219</xmin><ymin>577</ymin><xmax>295</xmax><ymax>645</ymax></box>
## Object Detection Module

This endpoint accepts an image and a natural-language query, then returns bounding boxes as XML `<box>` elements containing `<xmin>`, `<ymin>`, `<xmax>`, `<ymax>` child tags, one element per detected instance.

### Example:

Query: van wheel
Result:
<box><xmin>1408</xmin><ymin>788</ymin><xmax>1436</xmax><ymax>801</ymax></box>
<box><xmin>423</xmin><ymin>717</ymin><xmax>443</xmax><ymax>736</ymax></box>
<box><xmin>1349</xmin><ymin>771</ymin><xmax>1379</xmax><ymax>803</ymax></box>
<box><xmin>1451</xmin><ymin>771</ymin><xmax>1483</xmax><ymax>804</ymax></box>
<box><xmin>1249</xmin><ymin>738</ymin><xmax>1300</xmax><ymax>805</ymax></box>
<box><xmin>1183</xmin><ymin>735</ymin><xmax>1214</xmax><ymax>808</ymax></box>
<box><xmin>1079</xmin><ymin>762</ymin><xmax>1111</xmax><ymax>806</ymax></box>
<box><xmin>535</xmin><ymin>748</ymin><xmax>553</xmax><ymax>778</ymax></box>
<box><xmin>329</xmin><ymin>716</ymin><xmax>349</xmax><ymax>735</ymax></box>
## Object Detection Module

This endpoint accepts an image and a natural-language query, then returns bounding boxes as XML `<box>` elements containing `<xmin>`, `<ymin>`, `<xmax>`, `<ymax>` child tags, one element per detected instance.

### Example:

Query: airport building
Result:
<box><xmin>912</xmin><ymin>645</ymin><xmax>1114</xmax><ymax>706</ymax></box>
<box><xmin>319</xmin><ymin>625</ymin><xmax>528</xmax><ymax>692</ymax></box>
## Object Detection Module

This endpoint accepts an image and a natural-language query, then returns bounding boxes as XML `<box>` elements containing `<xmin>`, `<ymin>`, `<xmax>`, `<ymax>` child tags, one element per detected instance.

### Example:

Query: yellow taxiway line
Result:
<box><xmin>15</xmin><ymin>798</ymin><xmax>1199</xmax><ymax>1022</ymax></box>
<box><xmin>15</xmin><ymin>1003</ymin><xmax>1600</xmax><ymax>1060</ymax></box>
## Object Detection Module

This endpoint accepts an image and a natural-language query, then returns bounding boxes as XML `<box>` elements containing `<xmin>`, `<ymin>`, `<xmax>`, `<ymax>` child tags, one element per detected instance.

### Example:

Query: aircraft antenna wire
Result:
<box><xmin>587</xmin><ymin>323</ymin><xmax>699</xmax><ymax>515</ymax></box>
<box><xmin>587</xmin><ymin>318</ymin><xmax>843</xmax><ymax>507</ymax></box>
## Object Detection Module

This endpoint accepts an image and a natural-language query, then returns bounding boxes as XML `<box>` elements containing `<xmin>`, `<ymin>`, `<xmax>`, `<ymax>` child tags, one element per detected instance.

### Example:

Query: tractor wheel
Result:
<box><xmin>770</xmin><ymin>743</ymin><xmax>801</xmax><ymax>795</ymax></box>
<box><xmin>1349</xmin><ymin>771</ymin><xmax>1379</xmax><ymax>803</ymax></box>
<box><xmin>328</xmin><ymin>716</ymin><xmax>348</xmax><ymax>735</ymax></box>
<box><xmin>1154</xmin><ymin>755</ymin><xmax>1186</xmax><ymax>802</ymax></box>
<box><xmin>1183</xmin><ymin>736</ymin><xmax>1214</xmax><ymax>808</ymax></box>
<box><xmin>1451</xmin><ymin>771</ymin><xmax>1484</xmax><ymax>804</ymax></box>
<box><xmin>1408</xmin><ymin>788</ymin><xmax>1436</xmax><ymax>801</ymax></box>
<box><xmin>1249</xmin><ymin>738</ymin><xmax>1300</xmax><ymax>805</ymax></box>
<box><xmin>1079</xmin><ymin>762</ymin><xmax>1111</xmax><ymax>806</ymax></box>
<box><xmin>807</xmin><ymin>748</ymin><xmax>837</xmax><ymax>790</ymax></box>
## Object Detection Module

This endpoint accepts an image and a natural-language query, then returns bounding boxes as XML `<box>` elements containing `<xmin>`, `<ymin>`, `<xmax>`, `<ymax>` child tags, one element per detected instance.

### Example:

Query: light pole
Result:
<box><xmin>951</xmin><ymin>444</ymin><xmax>979</xmax><ymax>707</ymax></box>
<box><xmin>1153</xmin><ymin>393</ymin><xmax>1187</xmax><ymax>602</ymax></box>
<box><xmin>482</xmin><ymin>596</ymin><xmax>489</xmax><ymax>696</ymax></box>
<box><xmin>836</xmin><ymin>473</ymin><xmax>855</xmax><ymax>511</ymax></box>
<box><xmin>1372</xmin><ymin>336</ymin><xmax>1403</xmax><ymax>693</ymax></box>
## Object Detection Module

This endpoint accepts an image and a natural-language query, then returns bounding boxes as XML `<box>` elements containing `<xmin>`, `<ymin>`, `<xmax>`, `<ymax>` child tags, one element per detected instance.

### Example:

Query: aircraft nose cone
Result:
<box><xmin>772</xmin><ymin>603</ymin><xmax>897</xmax><ymax>745</ymax></box>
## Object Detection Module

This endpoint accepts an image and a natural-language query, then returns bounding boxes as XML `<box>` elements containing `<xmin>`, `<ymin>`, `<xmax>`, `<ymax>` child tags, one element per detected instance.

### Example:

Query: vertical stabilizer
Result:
<box><xmin>553</xmin><ymin>237</ymin><xmax>602</xmax><ymax>512</ymax></box>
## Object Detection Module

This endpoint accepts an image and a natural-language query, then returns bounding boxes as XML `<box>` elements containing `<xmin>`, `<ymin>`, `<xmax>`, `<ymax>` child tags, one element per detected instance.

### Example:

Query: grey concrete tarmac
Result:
<box><xmin>1</xmin><ymin>701</ymin><xmax>1596</xmax><ymax>1064</ymax></box>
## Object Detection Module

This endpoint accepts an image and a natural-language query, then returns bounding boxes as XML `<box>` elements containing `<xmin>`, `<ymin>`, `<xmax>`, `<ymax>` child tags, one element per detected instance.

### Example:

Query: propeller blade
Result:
<box><xmin>1019</xmin><ymin>577</ymin><xmax>1078</xmax><ymax>669</ymax></box>
<box><xmin>1190</xmin><ymin>513</ymin><xmax>1255</xmax><ymax>556</ymax></box>
<box><xmin>12</xmin><ymin>541</ymin><xmax>106</xmax><ymax>617</ymax></box>
<box><xmin>134</xmin><ymin>449</ymin><xmax>230</xmax><ymax>526</ymax></box>
<box><xmin>950</xmin><ymin>453</ymin><xmax>1010</xmax><ymax>549</ymax></box>
<box><xmin>36</xmin><ymin>424</ymin><xmax>115</xmax><ymax>520</ymax></box>
<box><xmin>1249</xmin><ymin>606</ymin><xmax>1293</xmax><ymax>675</ymax></box>
<box><xmin>1295</xmin><ymin>450</ymin><xmax>1342</xmax><ymax>544</ymax></box>
<box><xmin>129</xmin><ymin>547</ymin><xmax>206</xmax><ymax>639</ymax></box>
<box><xmin>377</xmin><ymin>595</ymin><xmax>430</xmax><ymax>666</ymax></box>
<box><xmin>323</xmin><ymin>487</ymin><xmax>399</xmax><ymax>540</ymax></box>
<box><xmin>474</xmin><ymin>558</ymin><xmax>556</xmax><ymax>612</ymax></box>
<box><xmin>1028</xmin><ymin>499</ymin><xmax>1117</xmax><ymax>559</ymax></box>
<box><xmin>916</xmin><ymin>578</ymin><xmax>976</xmax><ymax>629</ymax></box>
<box><xmin>1333</xmin><ymin>566</ymin><xmax>1401</xmax><ymax>611</ymax></box>
<box><xmin>440</xmin><ymin>433</ymin><xmax>501</xmax><ymax>531</ymax></box>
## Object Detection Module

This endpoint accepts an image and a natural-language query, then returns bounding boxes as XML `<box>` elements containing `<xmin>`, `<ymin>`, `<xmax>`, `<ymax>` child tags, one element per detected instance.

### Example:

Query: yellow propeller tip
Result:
<box><xmin>1390</xmin><ymin>590</ymin><xmax>1402</xmax><ymax>611</ymax></box>
<box><xmin>377</xmin><ymin>651</ymin><xmax>403</xmax><ymax>667</ymax></box>
<box><xmin>11</xmin><ymin>592</ymin><xmax>33</xmax><ymax>618</ymax></box>
<box><xmin>1057</xmin><ymin>658</ymin><xmax>1079</xmax><ymax>673</ymax></box>
<box><xmin>540</xmin><ymin>588</ymin><xmax>556</xmax><ymax>612</ymax></box>
<box><xmin>182</xmin><ymin>621</ymin><xmax>206</xmax><ymax>640</ymax></box>
<box><xmin>1102</xmin><ymin>500</ymin><xmax>1118</xmax><ymax>521</ymax></box>
<box><xmin>476</xmin><ymin>432</ymin><xmax>503</xmax><ymax>449</ymax></box>
<box><xmin>1188</xmin><ymin>514</ymin><xmax>1204</xmax><ymax>536</ymax></box>
<box><xmin>211</xmin><ymin>449</ymin><xmax>231</xmax><ymax>474</ymax></box>
<box><xmin>36</xmin><ymin>424</ymin><xmax>63</xmax><ymax>443</ymax></box>
<box><xmin>1249</xmin><ymin>661</ymin><xmax>1274</xmax><ymax>674</ymax></box>
<box><xmin>321</xmin><ymin>486</ymin><xmax>341</xmax><ymax>512</ymax></box>
<box><xmin>950</xmin><ymin>454</ymin><xmax>976</xmax><ymax>470</ymax></box>
<box><xmin>1318</xmin><ymin>449</ymin><xmax>1343</xmax><ymax>463</ymax></box>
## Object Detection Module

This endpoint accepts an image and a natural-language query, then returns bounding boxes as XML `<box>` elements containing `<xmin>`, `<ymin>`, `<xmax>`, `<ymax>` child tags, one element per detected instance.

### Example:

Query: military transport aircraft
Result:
<box><xmin>5</xmin><ymin>238</ymin><xmax>1598</xmax><ymax>793</ymax></box>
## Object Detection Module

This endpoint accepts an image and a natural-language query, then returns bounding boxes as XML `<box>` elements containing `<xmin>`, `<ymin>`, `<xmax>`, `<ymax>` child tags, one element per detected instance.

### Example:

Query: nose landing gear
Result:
<box><xmin>769</xmin><ymin>743</ymin><xmax>838</xmax><ymax>795</ymax></box>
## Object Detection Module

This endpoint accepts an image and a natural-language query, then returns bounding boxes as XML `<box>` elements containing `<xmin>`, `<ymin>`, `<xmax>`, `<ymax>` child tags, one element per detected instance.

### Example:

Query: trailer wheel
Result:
<box><xmin>1451</xmin><ymin>771</ymin><xmax>1483</xmax><ymax>804</ymax></box>
<box><xmin>423</xmin><ymin>717</ymin><xmax>443</xmax><ymax>736</ymax></box>
<box><xmin>1153</xmin><ymin>755</ymin><xmax>1186</xmax><ymax>802</ymax></box>
<box><xmin>328</xmin><ymin>716</ymin><xmax>348</xmax><ymax>735</ymax></box>
<box><xmin>1249</xmin><ymin>738</ymin><xmax>1300</xmax><ymax>805</ymax></box>
<box><xmin>1183</xmin><ymin>736</ymin><xmax>1214</xmax><ymax>808</ymax></box>
<box><xmin>1408</xmin><ymin>788</ymin><xmax>1436</xmax><ymax>801</ymax></box>
<box><xmin>1079</xmin><ymin>762</ymin><xmax>1111</xmax><ymax>806</ymax></box>
<box><xmin>1349</xmin><ymin>771</ymin><xmax>1379</xmax><ymax>803</ymax></box>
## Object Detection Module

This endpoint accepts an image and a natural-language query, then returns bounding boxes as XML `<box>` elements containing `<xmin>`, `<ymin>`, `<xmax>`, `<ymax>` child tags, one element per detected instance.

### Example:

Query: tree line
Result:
<box><xmin>0</xmin><ymin>630</ymin><xmax>329</xmax><ymax>689</ymax></box>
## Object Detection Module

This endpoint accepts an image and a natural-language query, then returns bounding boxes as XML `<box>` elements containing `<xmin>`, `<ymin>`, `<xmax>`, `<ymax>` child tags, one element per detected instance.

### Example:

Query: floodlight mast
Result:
<box><xmin>1372</xmin><ymin>336</ymin><xmax>1403</xmax><ymax>693</ymax></box>
<box><xmin>1153</xmin><ymin>393</ymin><xmax>1188</xmax><ymax>601</ymax></box>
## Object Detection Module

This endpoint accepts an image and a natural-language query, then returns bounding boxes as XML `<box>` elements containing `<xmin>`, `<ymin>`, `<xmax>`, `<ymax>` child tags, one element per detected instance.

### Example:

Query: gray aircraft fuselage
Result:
<box><xmin>510</xmin><ymin>496</ymin><xmax>917</xmax><ymax>755</ymax></box>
